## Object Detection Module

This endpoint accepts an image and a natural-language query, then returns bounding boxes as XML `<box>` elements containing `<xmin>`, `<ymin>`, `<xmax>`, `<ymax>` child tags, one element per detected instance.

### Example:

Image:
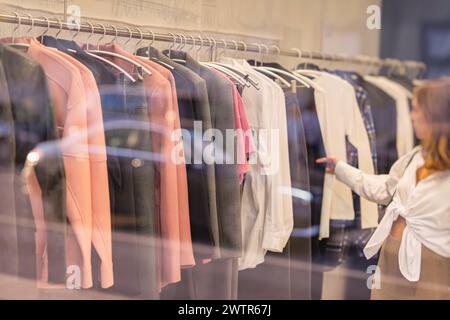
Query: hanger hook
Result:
<box><xmin>174</xmin><ymin>33</ymin><xmax>181</xmax><ymax>50</ymax></box>
<box><xmin>39</xmin><ymin>16</ymin><xmax>51</xmax><ymax>44</ymax></box>
<box><xmin>210</xmin><ymin>37</ymin><xmax>217</xmax><ymax>61</ymax></box>
<box><xmin>260</xmin><ymin>43</ymin><xmax>269</xmax><ymax>65</ymax></box>
<box><xmin>71</xmin><ymin>16</ymin><xmax>81</xmax><ymax>41</ymax></box>
<box><xmin>167</xmin><ymin>32</ymin><xmax>176</xmax><ymax>58</ymax></box>
<box><xmin>230</xmin><ymin>40</ymin><xmax>238</xmax><ymax>58</ymax></box>
<box><xmin>96</xmin><ymin>23</ymin><xmax>107</xmax><ymax>49</ymax></box>
<box><xmin>291</xmin><ymin>48</ymin><xmax>303</xmax><ymax>60</ymax></box>
<box><xmin>180</xmin><ymin>33</ymin><xmax>187</xmax><ymax>50</ymax></box>
<box><xmin>12</xmin><ymin>12</ymin><xmax>21</xmax><ymax>43</ymax></box>
<box><xmin>145</xmin><ymin>29</ymin><xmax>155</xmax><ymax>58</ymax></box>
<box><xmin>123</xmin><ymin>26</ymin><xmax>133</xmax><ymax>46</ymax></box>
<box><xmin>107</xmin><ymin>24</ymin><xmax>118</xmax><ymax>43</ymax></box>
<box><xmin>54</xmin><ymin>18</ymin><xmax>63</xmax><ymax>39</ymax></box>
<box><xmin>176</xmin><ymin>33</ymin><xmax>183</xmax><ymax>50</ymax></box>
<box><xmin>195</xmin><ymin>35</ymin><xmax>203</xmax><ymax>60</ymax></box>
<box><xmin>270</xmin><ymin>44</ymin><xmax>281</xmax><ymax>57</ymax></box>
<box><xmin>134</xmin><ymin>27</ymin><xmax>144</xmax><ymax>53</ymax></box>
<box><xmin>251</xmin><ymin>43</ymin><xmax>262</xmax><ymax>66</ymax></box>
<box><xmin>208</xmin><ymin>37</ymin><xmax>214</xmax><ymax>61</ymax></box>
<box><xmin>186</xmin><ymin>34</ymin><xmax>195</xmax><ymax>52</ymax></box>
<box><xmin>146</xmin><ymin>29</ymin><xmax>155</xmax><ymax>47</ymax></box>
<box><xmin>218</xmin><ymin>39</ymin><xmax>227</xmax><ymax>60</ymax></box>
<box><xmin>84</xmin><ymin>21</ymin><xmax>94</xmax><ymax>50</ymax></box>
<box><xmin>238</xmin><ymin>41</ymin><xmax>247</xmax><ymax>59</ymax></box>
<box><xmin>25</xmin><ymin>13</ymin><xmax>34</xmax><ymax>38</ymax></box>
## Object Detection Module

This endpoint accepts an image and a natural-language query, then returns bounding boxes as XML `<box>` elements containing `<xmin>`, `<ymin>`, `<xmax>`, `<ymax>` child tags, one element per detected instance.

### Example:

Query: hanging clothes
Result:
<box><xmin>101</xmin><ymin>74</ymin><xmax>158</xmax><ymax>298</ymax></box>
<box><xmin>136</xmin><ymin>46</ymin><xmax>220</xmax><ymax>262</ymax></box>
<box><xmin>164</xmin><ymin>50</ymin><xmax>242</xmax><ymax>259</ymax></box>
<box><xmin>309</xmin><ymin>73</ymin><xmax>378</xmax><ymax>240</ymax></box>
<box><xmin>0</xmin><ymin>56</ymin><xmax>17</xmax><ymax>277</ymax></box>
<box><xmin>219</xmin><ymin>58</ymin><xmax>294</xmax><ymax>270</ymax></box>
<box><xmin>364</xmin><ymin>76</ymin><xmax>415</xmax><ymax>157</ymax></box>
<box><xmin>39</xmin><ymin>39</ymin><xmax>113</xmax><ymax>289</ymax></box>
<box><xmin>6</xmin><ymin>37</ymin><xmax>97</xmax><ymax>288</ymax></box>
<box><xmin>360</xmin><ymin>78</ymin><xmax>398</xmax><ymax>174</ymax></box>
<box><xmin>97</xmin><ymin>43</ymin><xmax>195</xmax><ymax>290</ymax></box>
<box><xmin>37</xmin><ymin>36</ymin><xmax>152</xmax><ymax>292</ymax></box>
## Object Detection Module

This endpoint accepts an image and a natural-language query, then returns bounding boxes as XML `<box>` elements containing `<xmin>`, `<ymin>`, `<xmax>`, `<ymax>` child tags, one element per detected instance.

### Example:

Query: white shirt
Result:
<box><xmin>220</xmin><ymin>58</ymin><xmax>293</xmax><ymax>270</ymax></box>
<box><xmin>312</xmin><ymin>73</ymin><xmax>378</xmax><ymax>240</ymax></box>
<box><xmin>335</xmin><ymin>147</ymin><xmax>450</xmax><ymax>281</ymax></box>
<box><xmin>364</xmin><ymin>76</ymin><xmax>415</xmax><ymax>157</ymax></box>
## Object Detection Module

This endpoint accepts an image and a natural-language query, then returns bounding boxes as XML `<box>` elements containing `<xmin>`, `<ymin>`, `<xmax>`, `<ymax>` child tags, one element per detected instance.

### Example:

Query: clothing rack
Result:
<box><xmin>0</xmin><ymin>11</ymin><xmax>426</xmax><ymax>74</ymax></box>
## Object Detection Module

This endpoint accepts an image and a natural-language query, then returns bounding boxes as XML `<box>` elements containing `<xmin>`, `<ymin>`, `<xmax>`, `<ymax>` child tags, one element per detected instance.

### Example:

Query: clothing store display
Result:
<box><xmin>0</xmin><ymin>9</ymin><xmax>434</xmax><ymax>301</ymax></box>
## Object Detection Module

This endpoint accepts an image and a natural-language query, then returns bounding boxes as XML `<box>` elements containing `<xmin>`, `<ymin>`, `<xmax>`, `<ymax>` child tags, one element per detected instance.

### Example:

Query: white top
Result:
<box><xmin>220</xmin><ymin>58</ymin><xmax>293</xmax><ymax>270</ymax></box>
<box><xmin>335</xmin><ymin>147</ymin><xmax>450</xmax><ymax>281</ymax></box>
<box><xmin>312</xmin><ymin>73</ymin><xmax>379</xmax><ymax>240</ymax></box>
<box><xmin>364</xmin><ymin>76</ymin><xmax>415</xmax><ymax>157</ymax></box>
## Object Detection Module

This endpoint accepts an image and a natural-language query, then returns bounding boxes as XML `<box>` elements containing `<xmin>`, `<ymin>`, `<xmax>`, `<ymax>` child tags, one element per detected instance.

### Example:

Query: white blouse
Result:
<box><xmin>335</xmin><ymin>147</ymin><xmax>450</xmax><ymax>281</ymax></box>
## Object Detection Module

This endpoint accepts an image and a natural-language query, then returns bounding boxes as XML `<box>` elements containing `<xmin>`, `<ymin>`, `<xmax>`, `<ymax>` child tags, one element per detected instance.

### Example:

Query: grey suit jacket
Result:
<box><xmin>167</xmin><ymin>50</ymin><xmax>242</xmax><ymax>259</ymax></box>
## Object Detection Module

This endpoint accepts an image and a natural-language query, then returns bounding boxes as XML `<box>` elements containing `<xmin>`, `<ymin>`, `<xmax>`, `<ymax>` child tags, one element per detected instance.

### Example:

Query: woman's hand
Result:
<box><xmin>316</xmin><ymin>157</ymin><xmax>338</xmax><ymax>174</ymax></box>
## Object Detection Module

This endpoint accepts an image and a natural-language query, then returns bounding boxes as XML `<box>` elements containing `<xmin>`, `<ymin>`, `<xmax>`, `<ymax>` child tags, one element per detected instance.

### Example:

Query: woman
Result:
<box><xmin>317</xmin><ymin>77</ymin><xmax>450</xmax><ymax>300</ymax></box>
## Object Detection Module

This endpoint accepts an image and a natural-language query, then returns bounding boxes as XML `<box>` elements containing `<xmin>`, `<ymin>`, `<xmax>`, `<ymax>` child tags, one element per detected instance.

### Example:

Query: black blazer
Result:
<box><xmin>0</xmin><ymin>43</ymin><xmax>66</xmax><ymax>282</ymax></box>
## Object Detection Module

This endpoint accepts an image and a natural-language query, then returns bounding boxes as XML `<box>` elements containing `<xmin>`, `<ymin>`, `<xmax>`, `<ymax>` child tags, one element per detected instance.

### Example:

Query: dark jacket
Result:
<box><xmin>0</xmin><ymin>43</ymin><xmax>66</xmax><ymax>282</ymax></box>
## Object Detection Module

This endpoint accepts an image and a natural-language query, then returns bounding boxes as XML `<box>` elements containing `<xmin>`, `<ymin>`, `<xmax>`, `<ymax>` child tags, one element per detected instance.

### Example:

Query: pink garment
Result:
<box><xmin>97</xmin><ymin>43</ymin><xmax>194</xmax><ymax>288</ymax></box>
<box><xmin>50</xmin><ymin>51</ymin><xmax>113</xmax><ymax>289</ymax></box>
<box><xmin>16</xmin><ymin>38</ymin><xmax>94</xmax><ymax>288</ymax></box>
<box><xmin>136</xmin><ymin>56</ymin><xmax>195</xmax><ymax>269</ymax></box>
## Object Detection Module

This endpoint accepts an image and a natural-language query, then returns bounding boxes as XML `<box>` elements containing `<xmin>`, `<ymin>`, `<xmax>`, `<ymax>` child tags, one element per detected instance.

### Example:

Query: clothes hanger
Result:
<box><xmin>199</xmin><ymin>36</ymin><xmax>213</xmax><ymax>62</ymax></box>
<box><xmin>201</xmin><ymin>37</ymin><xmax>249</xmax><ymax>88</ymax></box>
<box><xmin>82</xmin><ymin>22</ymin><xmax>136</xmax><ymax>82</ymax></box>
<box><xmin>7</xmin><ymin>12</ymin><xmax>31</xmax><ymax>49</ymax></box>
<box><xmin>166</xmin><ymin>32</ymin><xmax>176</xmax><ymax>59</ymax></box>
<box><xmin>171</xmin><ymin>33</ymin><xmax>187</xmax><ymax>64</ymax></box>
<box><xmin>251</xmin><ymin>43</ymin><xmax>292</xmax><ymax>88</ymax></box>
<box><xmin>255</xmin><ymin>45</ymin><xmax>312</xmax><ymax>88</ymax></box>
<box><xmin>135</xmin><ymin>29</ymin><xmax>174</xmax><ymax>70</ymax></box>
<box><xmin>213</xmin><ymin>40</ymin><xmax>260</xmax><ymax>89</ymax></box>
<box><xmin>202</xmin><ymin>37</ymin><xmax>252</xmax><ymax>88</ymax></box>
<box><xmin>192</xmin><ymin>37</ymin><xmax>249</xmax><ymax>87</ymax></box>
<box><xmin>86</xmin><ymin>24</ymin><xmax>152</xmax><ymax>77</ymax></box>
<box><xmin>185</xmin><ymin>34</ymin><xmax>195</xmax><ymax>55</ymax></box>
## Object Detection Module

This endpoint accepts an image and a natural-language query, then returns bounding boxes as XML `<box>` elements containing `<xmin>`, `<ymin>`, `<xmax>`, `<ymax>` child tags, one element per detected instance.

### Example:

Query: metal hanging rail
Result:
<box><xmin>0</xmin><ymin>11</ymin><xmax>426</xmax><ymax>72</ymax></box>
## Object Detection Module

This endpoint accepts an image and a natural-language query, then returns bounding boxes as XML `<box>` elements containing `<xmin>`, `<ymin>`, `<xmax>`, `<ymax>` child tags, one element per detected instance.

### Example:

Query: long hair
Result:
<box><xmin>413</xmin><ymin>77</ymin><xmax>450</xmax><ymax>178</ymax></box>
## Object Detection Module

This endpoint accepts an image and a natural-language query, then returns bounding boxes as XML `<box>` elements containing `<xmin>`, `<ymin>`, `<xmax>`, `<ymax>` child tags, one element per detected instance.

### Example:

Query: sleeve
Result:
<box><xmin>261</xmin><ymin>86</ymin><xmax>293</xmax><ymax>252</ymax></box>
<box><xmin>345</xmin><ymin>87</ymin><xmax>379</xmax><ymax>228</ymax></box>
<box><xmin>335</xmin><ymin>161</ymin><xmax>393</xmax><ymax>206</ymax></box>
<box><xmin>335</xmin><ymin>147</ymin><xmax>420</xmax><ymax>206</ymax></box>
<box><xmin>84</xmin><ymin>77</ymin><xmax>114</xmax><ymax>289</ymax></box>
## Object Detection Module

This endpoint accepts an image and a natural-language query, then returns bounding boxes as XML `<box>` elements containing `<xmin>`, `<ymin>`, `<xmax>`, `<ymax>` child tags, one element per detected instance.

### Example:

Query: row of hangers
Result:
<box><xmin>5</xmin><ymin>12</ymin><xmax>413</xmax><ymax>92</ymax></box>
<box><xmin>5</xmin><ymin>12</ymin><xmax>317</xmax><ymax>91</ymax></box>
